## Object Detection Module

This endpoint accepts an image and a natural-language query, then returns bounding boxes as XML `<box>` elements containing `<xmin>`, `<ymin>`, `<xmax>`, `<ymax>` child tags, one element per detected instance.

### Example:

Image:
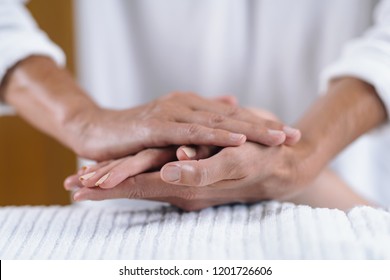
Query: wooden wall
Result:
<box><xmin>0</xmin><ymin>0</ymin><xmax>76</xmax><ymax>206</ymax></box>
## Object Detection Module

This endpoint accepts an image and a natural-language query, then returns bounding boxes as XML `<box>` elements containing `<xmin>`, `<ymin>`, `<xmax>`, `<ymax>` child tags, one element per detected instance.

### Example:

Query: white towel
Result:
<box><xmin>0</xmin><ymin>201</ymin><xmax>389</xmax><ymax>259</ymax></box>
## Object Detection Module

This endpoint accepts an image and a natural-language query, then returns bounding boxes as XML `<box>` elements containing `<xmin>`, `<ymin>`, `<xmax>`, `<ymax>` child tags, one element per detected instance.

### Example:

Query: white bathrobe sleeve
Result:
<box><xmin>320</xmin><ymin>0</ymin><xmax>390</xmax><ymax>117</ymax></box>
<box><xmin>0</xmin><ymin>0</ymin><xmax>65</xmax><ymax>114</ymax></box>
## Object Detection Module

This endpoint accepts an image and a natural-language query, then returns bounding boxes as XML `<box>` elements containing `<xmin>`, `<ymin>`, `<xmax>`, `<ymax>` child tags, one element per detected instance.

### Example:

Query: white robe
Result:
<box><xmin>1</xmin><ymin>0</ymin><xmax>390</xmax><ymax>205</ymax></box>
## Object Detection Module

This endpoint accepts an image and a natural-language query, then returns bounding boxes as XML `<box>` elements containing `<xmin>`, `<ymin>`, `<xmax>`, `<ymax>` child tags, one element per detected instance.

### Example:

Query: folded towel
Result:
<box><xmin>0</xmin><ymin>201</ymin><xmax>389</xmax><ymax>259</ymax></box>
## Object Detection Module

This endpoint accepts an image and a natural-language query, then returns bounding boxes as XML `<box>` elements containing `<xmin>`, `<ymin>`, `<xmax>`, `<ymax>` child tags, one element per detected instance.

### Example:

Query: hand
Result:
<box><xmin>71</xmin><ymin>92</ymin><xmax>300</xmax><ymax>161</ymax></box>
<box><xmin>67</xmin><ymin>141</ymin><xmax>309</xmax><ymax>211</ymax></box>
<box><xmin>64</xmin><ymin>106</ymin><xmax>301</xmax><ymax>191</ymax></box>
<box><xmin>1</xmin><ymin>57</ymin><xmax>300</xmax><ymax>162</ymax></box>
<box><xmin>64</xmin><ymin>106</ymin><xmax>302</xmax><ymax>208</ymax></box>
<box><xmin>64</xmin><ymin>147</ymin><xmax>177</xmax><ymax>189</ymax></box>
<box><xmin>65</xmin><ymin>77</ymin><xmax>387</xmax><ymax>211</ymax></box>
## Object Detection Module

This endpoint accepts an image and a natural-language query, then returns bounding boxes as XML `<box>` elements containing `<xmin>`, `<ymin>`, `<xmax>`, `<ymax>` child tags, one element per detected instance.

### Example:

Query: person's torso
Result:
<box><xmin>75</xmin><ymin>0</ymin><xmax>390</xmax><ymax>206</ymax></box>
<box><xmin>74</xmin><ymin>0</ymin><xmax>375</xmax><ymax>123</ymax></box>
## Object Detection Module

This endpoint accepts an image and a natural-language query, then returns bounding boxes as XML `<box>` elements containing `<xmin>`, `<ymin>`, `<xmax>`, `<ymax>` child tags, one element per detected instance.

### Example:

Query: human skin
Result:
<box><xmin>66</xmin><ymin>109</ymin><xmax>286</xmax><ymax>191</ymax></box>
<box><xmin>65</xmin><ymin>107</ymin><xmax>372</xmax><ymax>211</ymax></box>
<box><xmin>0</xmin><ymin>56</ymin><xmax>300</xmax><ymax>162</ymax></box>
<box><xmin>69</xmin><ymin>77</ymin><xmax>387</xmax><ymax>211</ymax></box>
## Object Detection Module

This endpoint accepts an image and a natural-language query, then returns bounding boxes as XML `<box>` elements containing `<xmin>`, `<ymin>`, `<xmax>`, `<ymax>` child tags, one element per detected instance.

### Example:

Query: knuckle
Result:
<box><xmin>186</xmin><ymin>163</ymin><xmax>209</xmax><ymax>186</ymax></box>
<box><xmin>126</xmin><ymin>187</ymin><xmax>146</xmax><ymax>199</ymax></box>
<box><xmin>225</xmin><ymin>105</ymin><xmax>239</xmax><ymax>117</ymax></box>
<box><xmin>137</xmin><ymin>120</ymin><xmax>156</xmax><ymax>145</ymax></box>
<box><xmin>263</xmin><ymin>119</ymin><xmax>283</xmax><ymax>129</ymax></box>
<box><xmin>208</xmin><ymin>113</ymin><xmax>225</xmax><ymax>126</ymax></box>
<box><xmin>163</xmin><ymin>91</ymin><xmax>187</xmax><ymax>101</ymax></box>
<box><xmin>124</xmin><ymin>177</ymin><xmax>146</xmax><ymax>199</ymax></box>
<box><xmin>145</xmin><ymin>100</ymin><xmax>175</xmax><ymax>120</ymax></box>
<box><xmin>185</xmin><ymin>123</ymin><xmax>201</xmax><ymax>138</ymax></box>
<box><xmin>178</xmin><ymin>187</ymin><xmax>200</xmax><ymax>201</ymax></box>
<box><xmin>264</xmin><ymin>112</ymin><xmax>279</xmax><ymax>122</ymax></box>
<box><xmin>249</xmin><ymin>108</ymin><xmax>279</xmax><ymax>122</ymax></box>
<box><xmin>155</xmin><ymin>104</ymin><xmax>182</xmax><ymax>120</ymax></box>
<box><xmin>198</xmin><ymin>166</ymin><xmax>210</xmax><ymax>186</ymax></box>
<box><xmin>147</xmin><ymin>102</ymin><xmax>166</xmax><ymax>117</ymax></box>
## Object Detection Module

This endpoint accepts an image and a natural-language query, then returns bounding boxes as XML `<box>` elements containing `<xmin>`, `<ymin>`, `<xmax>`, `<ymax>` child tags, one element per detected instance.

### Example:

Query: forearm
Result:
<box><xmin>0</xmin><ymin>56</ymin><xmax>99</xmax><ymax>150</ymax></box>
<box><xmin>294</xmin><ymin>77</ymin><xmax>387</xmax><ymax>182</ymax></box>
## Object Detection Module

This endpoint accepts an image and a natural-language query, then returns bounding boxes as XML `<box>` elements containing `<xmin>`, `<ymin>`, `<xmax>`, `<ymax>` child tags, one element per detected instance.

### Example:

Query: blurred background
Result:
<box><xmin>0</xmin><ymin>0</ymin><xmax>76</xmax><ymax>206</ymax></box>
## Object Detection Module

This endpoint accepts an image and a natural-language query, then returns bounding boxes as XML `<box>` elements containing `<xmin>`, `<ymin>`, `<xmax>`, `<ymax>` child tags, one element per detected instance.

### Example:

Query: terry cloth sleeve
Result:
<box><xmin>0</xmin><ymin>0</ymin><xmax>65</xmax><ymax>114</ymax></box>
<box><xmin>320</xmin><ymin>0</ymin><xmax>390</xmax><ymax>118</ymax></box>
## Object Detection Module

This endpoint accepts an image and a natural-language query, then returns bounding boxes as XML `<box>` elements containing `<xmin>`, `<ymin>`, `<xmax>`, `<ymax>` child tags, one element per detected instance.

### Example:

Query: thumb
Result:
<box><xmin>176</xmin><ymin>145</ymin><xmax>220</xmax><ymax>160</ymax></box>
<box><xmin>161</xmin><ymin>150</ymin><xmax>244</xmax><ymax>186</ymax></box>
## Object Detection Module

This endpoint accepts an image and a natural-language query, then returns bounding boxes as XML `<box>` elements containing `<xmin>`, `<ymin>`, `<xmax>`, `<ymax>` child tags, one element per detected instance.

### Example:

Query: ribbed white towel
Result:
<box><xmin>0</xmin><ymin>201</ymin><xmax>389</xmax><ymax>259</ymax></box>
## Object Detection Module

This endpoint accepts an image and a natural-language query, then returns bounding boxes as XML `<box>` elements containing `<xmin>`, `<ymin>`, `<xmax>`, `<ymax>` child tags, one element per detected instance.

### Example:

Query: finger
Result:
<box><xmin>73</xmin><ymin>172</ymin><xmax>186</xmax><ymax>201</ymax></box>
<box><xmin>78</xmin><ymin>161</ymin><xmax>112</xmax><ymax>175</ymax></box>
<box><xmin>186</xmin><ymin>94</ymin><xmax>256</xmax><ymax>121</ymax></box>
<box><xmin>189</xmin><ymin>97</ymin><xmax>301</xmax><ymax>141</ymax></box>
<box><xmin>176</xmin><ymin>93</ymin><xmax>240</xmax><ymax>115</ymax></box>
<box><xmin>161</xmin><ymin>147</ymin><xmax>246</xmax><ymax>186</ymax></box>
<box><xmin>246</xmin><ymin>107</ymin><xmax>278</xmax><ymax>121</ymax></box>
<box><xmin>246</xmin><ymin>107</ymin><xmax>302</xmax><ymax>145</ymax></box>
<box><xmin>97</xmin><ymin>148</ymin><xmax>177</xmax><ymax>189</ymax></box>
<box><xmin>167</xmin><ymin>92</ymin><xmax>257</xmax><ymax>124</ymax></box>
<box><xmin>64</xmin><ymin>174</ymin><xmax>83</xmax><ymax>191</ymax></box>
<box><xmin>283</xmin><ymin>126</ymin><xmax>301</xmax><ymax>145</ymax></box>
<box><xmin>177</xmin><ymin>111</ymin><xmax>287</xmax><ymax>146</ymax></box>
<box><xmin>213</xmin><ymin>95</ymin><xmax>238</xmax><ymax>106</ymax></box>
<box><xmin>176</xmin><ymin>145</ymin><xmax>219</xmax><ymax>160</ymax></box>
<box><xmin>157</xmin><ymin>93</ymin><xmax>295</xmax><ymax>147</ymax></box>
<box><xmin>73</xmin><ymin>170</ymin><xmax>247</xmax><ymax>210</ymax></box>
<box><xmin>146</xmin><ymin>122</ymin><xmax>247</xmax><ymax>148</ymax></box>
<box><xmin>78</xmin><ymin>159</ymin><xmax>124</xmax><ymax>187</ymax></box>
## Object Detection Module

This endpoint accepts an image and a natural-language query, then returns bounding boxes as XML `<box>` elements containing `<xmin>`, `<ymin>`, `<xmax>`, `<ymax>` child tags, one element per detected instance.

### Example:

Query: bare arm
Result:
<box><xmin>293</xmin><ymin>77</ymin><xmax>387</xmax><ymax>185</ymax></box>
<box><xmin>0</xmin><ymin>56</ymin><xmax>98</xmax><ymax>152</ymax></box>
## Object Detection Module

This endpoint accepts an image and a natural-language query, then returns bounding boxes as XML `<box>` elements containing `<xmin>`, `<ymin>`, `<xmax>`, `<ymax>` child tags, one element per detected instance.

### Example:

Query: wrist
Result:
<box><xmin>289</xmin><ymin>77</ymin><xmax>387</xmax><ymax>186</ymax></box>
<box><xmin>288</xmin><ymin>137</ymin><xmax>321</xmax><ymax>185</ymax></box>
<box><xmin>2</xmin><ymin>56</ymin><xmax>100</xmax><ymax>151</ymax></box>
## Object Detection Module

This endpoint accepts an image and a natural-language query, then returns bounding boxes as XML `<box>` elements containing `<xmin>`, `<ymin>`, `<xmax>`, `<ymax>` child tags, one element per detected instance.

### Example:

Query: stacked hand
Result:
<box><xmin>64</xmin><ymin>102</ymin><xmax>303</xmax><ymax>211</ymax></box>
<box><xmin>70</xmin><ymin>93</ymin><xmax>300</xmax><ymax>161</ymax></box>
<box><xmin>4</xmin><ymin>58</ymin><xmax>384</xmax><ymax>210</ymax></box>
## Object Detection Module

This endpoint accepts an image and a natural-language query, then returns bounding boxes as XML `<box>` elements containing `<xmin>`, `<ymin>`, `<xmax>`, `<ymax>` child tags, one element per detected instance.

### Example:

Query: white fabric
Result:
<box><xmin>320</xmin><ymin>0</ymin><xmax>390</xmax><ymax>115</ymax></box>
<box><xmin>0</xmin><ymin>0</ymin><xmax>65</xmax><ymax>115</ymax></box>
<box><xmin>73</xmin><ymin>0</ymin><xmax>390</xmax><ymax>206</ymax></box>
<box><xmin>74</xmin><ymin>0</ymin><xmax>377</xmax><ymax>121</ymax></box>
<box><xmin>0</xmin><ymin>201</ymin><xmax>389</xmax><ymax>259</ymax></box>
<box><xmin>2</xmin><ymin>0</ymin><xmax>390</xmax><ymax>205</ymax></box>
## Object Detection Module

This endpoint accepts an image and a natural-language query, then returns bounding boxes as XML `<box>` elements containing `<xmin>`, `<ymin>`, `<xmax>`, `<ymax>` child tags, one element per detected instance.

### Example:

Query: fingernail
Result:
<box><xmin>95</xmin><ymin>173</ymin><xmax>110</xmax><ymax>186</ymax></box>
<box><xmin>283</xmin><ymin>126</ymin><xmax>300</xmax><ymax>137</ymax></box>
<box><xmin>162</xmin><ymin>165</ymin><xmax>181</xmax><ymax>182</ymax></box>
<box><xmin>268</xmin><ymin>129</ymin><xmax>285</xmax><ymax>137</ymax></box>
<box><xmin>79</xmin><ymin>171</ymin><xmax>96</xmax><ymax>181</ymax></box>
<box><xmin>81</xmin><ymin>166</ymin><xmax>87</xmax><ymax>171</ymax></box>
<box><xmin>182</xmin><ymin>146</ymin><xmax>196</xmax><ymax>158</ymax></box>
<box><xmin>230</xmin><ymin>133</ymin><xmax>246</xmax><ymax>142</ymax></box>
